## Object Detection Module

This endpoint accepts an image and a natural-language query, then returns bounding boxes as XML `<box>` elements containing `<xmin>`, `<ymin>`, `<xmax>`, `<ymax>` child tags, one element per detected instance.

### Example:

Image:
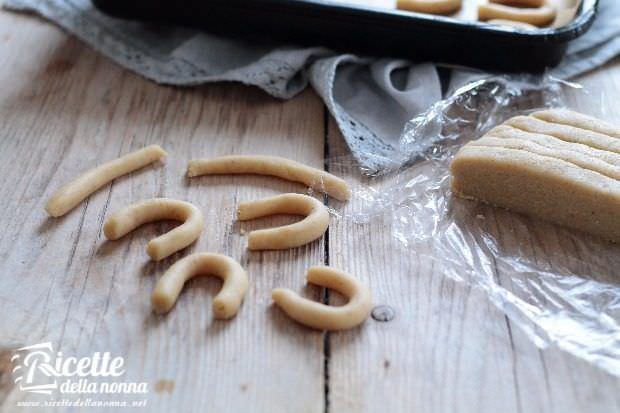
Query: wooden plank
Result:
<box><xmin>326</xmin><ymin>61</ymin><xmax>620</xmax><ymax>412</ymax></box>
<box><xmin>325</xmin><ymin>127</ymin><xmax>525</xmax><ymax>412</ymax></box>
<box><xmin>2</xmin><ymin>6</ymin><xmax>620</xmax><ymax>413</ymax></box>
<box><xmin>0</xmin><ymin>11</ymin><xmax>326</xmax><ymax>412</ymax></box>
<box><xmin>502</xmin><ymin>61</ymin><xmax>620</xmax><ymax>413</ymax></box>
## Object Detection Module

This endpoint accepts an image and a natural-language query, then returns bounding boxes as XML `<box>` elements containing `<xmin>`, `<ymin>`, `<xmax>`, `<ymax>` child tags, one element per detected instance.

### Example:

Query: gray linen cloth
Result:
<box><xmin>4</xmin><ymin>0</ymin><xmax>620</xmax><ymax>172</ymax></box>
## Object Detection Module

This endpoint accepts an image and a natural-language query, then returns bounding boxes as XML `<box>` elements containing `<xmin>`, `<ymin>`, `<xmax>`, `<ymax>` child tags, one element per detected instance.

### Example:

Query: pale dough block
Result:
<box><xmin>451</xmin><ymin>146</ymin><xmax>620</xmax><ymax>242</ymax></box>
<box><xmin>451</xmin><ymin>110</ymin><xmax>620</xmax><ymax>242</ymax></box>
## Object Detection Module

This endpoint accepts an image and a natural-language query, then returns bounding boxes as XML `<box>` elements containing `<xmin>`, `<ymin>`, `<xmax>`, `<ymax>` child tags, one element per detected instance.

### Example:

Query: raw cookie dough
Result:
<box><xmin>237</xmin><ymin>193</ymin><xmax>329</xmax><ymax>250</ymax></box>
<box><xmin>151</xmin><ymin>252</ymin><xmax>248</xmax><ymax>318</ymax></box>
<box><xmin>396</xmin><ymin>0</ymin><xmax>462</xmax><ymax>15</ymax></box>
<box><xmin>450</xmin><ymin>109</ymin><xmax>620</xmax><ymax>242</ymax></box>
<box><xmin>187</xmin><ymin>155</ymin><xmax>351</xmax><ymax>201</ymax></box>
<box><xmin>104</xmin><ymin>198</ymin><xmax>204</xmax><ymax>261</ymax></box>
<box><xmin>46</xmin><ymin>145</ymin><xmax>167</xmax><ymax>217</ymax></box>
<box><xmin>272</xmin><ymin>266</ymin><xmax>372</xmax><ymax>331</ymax></box>
<box><xmin>478</xmin><ymin>3</ymin><xmax>556</xmax><ymax>27</ymax></box>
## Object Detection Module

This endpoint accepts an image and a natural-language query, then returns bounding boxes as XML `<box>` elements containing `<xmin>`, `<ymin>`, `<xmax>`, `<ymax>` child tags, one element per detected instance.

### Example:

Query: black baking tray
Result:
<box><xmin>92</xmin><ymin>0</ymin><xmax>598</xmax><ymax>72</ymax></box>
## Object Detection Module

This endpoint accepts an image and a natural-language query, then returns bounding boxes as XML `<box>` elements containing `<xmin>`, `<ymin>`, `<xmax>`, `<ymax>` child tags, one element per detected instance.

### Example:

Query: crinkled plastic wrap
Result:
<box><xmin>334</xmin><ymin>74</ymin><xmax>620</xmax><ymax>376</ymax></box>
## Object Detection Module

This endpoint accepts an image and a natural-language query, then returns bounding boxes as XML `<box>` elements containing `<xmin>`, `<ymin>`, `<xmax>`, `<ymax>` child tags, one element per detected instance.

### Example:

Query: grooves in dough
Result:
<box><xmin>272</xmin><ymin>266</ymin><xmax>372</xmax><ymax>331</ymax></box>
<box><xmin>451</xmin><ymin>109</ymin><xmax>620</xmax><ymax>242</ymax></box>
<box><xmin>486</xmin><ymin>125</ymin><xmax>620</xmax><ymax>169</ymax></box>
<box><xmin>237</xmin><ymin>193</ymin><xmax>329</xmax><ymax>250</ymax></box>
<box><xmin>46</xmin><ymin>145</ymin><xmax>167</xmax><ymax>217</ymax></box>
<box><xmin>186</xmin><ymin>155</ymin><xmax>351</xmax><ymax>201</ymax></box>
<box><xmin>151</xmin><ymin>252</ymin><xmax>248</xmax><ymax>319</ymax></box>
<box><xmin>396</xmin><ymin>0</ymin><xmax>461</xmax><ymax>15</ymax></box>
<box><xmin>532</xmin><ymin>108</ymin><xmax>620</xmax><ymax>139</ymax></box>
<box><xmin>103</xmin><ymin>198</ymin><xmax>204</xmax><ymax>261</ymax></box>
<box><xmin>505</xmin><ymin>115</ymin><xmax>620</xmax><ymax>153</ymax></box>
<box><xmin>478</xmin><ymin>3</ymin><xmax>556</xmax><ymax>27</ymax></box>
<box><xmin>470</xmin><ymin>136</ymin><xmax>620</xmax><ymax>181</ymax></box>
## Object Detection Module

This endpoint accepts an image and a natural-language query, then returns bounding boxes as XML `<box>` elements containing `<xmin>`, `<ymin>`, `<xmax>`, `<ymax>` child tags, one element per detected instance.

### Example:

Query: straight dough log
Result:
<box><xmin>450</xmin><ymin>109</ymin><xmax>620</xmax><ymax>242</ymax></box>
<box><xmin>46</xmin><ymin>145</ymin><xmax>167</xmax><ymax>217</ymax></box>
<box><xmin>187</xmin><ymin>155</ymin><xmax>351</xmax><ymax>201</ymax></box>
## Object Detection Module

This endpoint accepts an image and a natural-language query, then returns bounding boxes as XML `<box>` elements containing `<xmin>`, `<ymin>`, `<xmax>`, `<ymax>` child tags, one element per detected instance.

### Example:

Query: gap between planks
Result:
<box><xmin>322</xmin><ymin>105</ymin><xmax>332</xmax><ymax>413</ymax></box>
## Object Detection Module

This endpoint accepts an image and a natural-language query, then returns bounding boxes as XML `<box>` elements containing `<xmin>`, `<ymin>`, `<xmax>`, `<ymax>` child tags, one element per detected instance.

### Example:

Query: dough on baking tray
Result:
<box><xmin>396</xmin><ymin>0</ymin><xmax>462</xmax><ymax>15</ymax></box>
<box><xmin>451</xmin><ymin>109</ymin><xmax>620</xmax><ymax>242</ymax></box>
<box><xmin>478</xmin><ymin>3</ymin><xmax>556</xmax><ymax>27</ymax></box>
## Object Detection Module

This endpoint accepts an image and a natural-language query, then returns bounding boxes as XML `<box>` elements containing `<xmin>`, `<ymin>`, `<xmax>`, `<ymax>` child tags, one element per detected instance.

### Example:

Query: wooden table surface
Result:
<box><xmin>1</xmin><ymin>9</ymin><xmax>620</xmax><ymax>413</ymax></box>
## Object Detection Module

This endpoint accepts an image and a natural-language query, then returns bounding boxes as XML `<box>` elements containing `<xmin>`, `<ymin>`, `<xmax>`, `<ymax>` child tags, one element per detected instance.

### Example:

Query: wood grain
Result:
<box><xmin>1</xmin><ymin>7</ymin><xmax>620</xmax><ymax>413</ymax></box>
<box><xmin>324</xmin><ymin>63</ymin><xmax>620</xmax><ymax>413</ymax></box>
<box><xmin>0</xmin><ymin>11</ymin><xmax>326</xmax><ymax>412</ymax></box>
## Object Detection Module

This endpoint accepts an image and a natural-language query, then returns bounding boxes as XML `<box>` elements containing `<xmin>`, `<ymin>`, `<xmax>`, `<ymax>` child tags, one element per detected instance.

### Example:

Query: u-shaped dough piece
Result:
<box><xmin>478</xmin><ymin>3</ymin><xmax>556</xmax><ymax>27</ymax></box>
<box><xmin>104</xmin><ymin>198</ymin><xmax>204</xmax><ymax>261</ymax></box>
<box><xmin>46</xmin><ymin>145</ymin><xmax>167</xmax><ymax>217</ymax></box>
<box><xmin>272</xmin><ymin>266</ymin><xmax>372</xmax><ymax>331</ymax></box>
<box><xmin>151</xmin><ymin>252</ymin><xmax>249</xmax><ymax>319</ymax></box>
<box><xmin>238</xmin><ymin>193</ymin><xmax>329</xmax><ymax>250</ymax></box>
<box><xmin>396</xmin><ymin>0</ymin><xmax>462</xmax><ymax>15</ymax></box>
<box><xmin>186</xmin><ymin>155</ymin><xmax>351</xmax><ymax>201</ymax></box>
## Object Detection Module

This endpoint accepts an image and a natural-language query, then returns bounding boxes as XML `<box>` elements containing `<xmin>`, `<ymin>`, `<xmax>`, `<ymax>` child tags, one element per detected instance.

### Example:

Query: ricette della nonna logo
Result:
<box><xmin>12</xmin><ymin>342</ymin><xmax>148</xmax><ymax>396</ymax></box>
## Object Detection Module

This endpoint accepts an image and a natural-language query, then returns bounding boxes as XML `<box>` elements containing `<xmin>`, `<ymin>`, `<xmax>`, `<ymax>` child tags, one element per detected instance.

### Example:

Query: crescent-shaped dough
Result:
<box><xmin>396</xmin><ymin>0</ymin><xmax>462</xmax><ymax>15</ymax></box>
<box><xmin>478</xmin><ymin>3</ymin><xmax>556</xmax><ymax>27</ymax></box>
<box><xmin>237</xmin><ymin>194</ymin><xmax>329</xmax><ymax>250</ymax></box>
<box><xmin>272</xmin><ymin>266</ymin><xmax>372</xmax><ymax>331</ymax></box>
<box><xmin>186</xmin><ymin>155</ymin><xmax>351</xmax><ymax>201</ymax></box>
<box><xmin>151</xmin><ymin>252</ymin><xmax>249</xmax><ymax>319</ymax></box>
<box><xmin>103</xmin><ymin>198</ymin><xmax>204</xmax><ymax>261</ymax></box>
<box><xmin>46</xmin><ymin>145</ymin><xmax>167</xmax><ymax>217</ymax></box>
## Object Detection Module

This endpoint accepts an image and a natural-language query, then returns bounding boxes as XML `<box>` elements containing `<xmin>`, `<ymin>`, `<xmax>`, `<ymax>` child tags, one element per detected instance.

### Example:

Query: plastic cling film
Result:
<box><xmin>357</xmin><ymin>73</ymin><xmax>570</xmax><ymax>176</ymax></box>
<box><xmin>329</xmin><ymin>73</ymin><xmax>620</xmax><ymax>376</ymax></box>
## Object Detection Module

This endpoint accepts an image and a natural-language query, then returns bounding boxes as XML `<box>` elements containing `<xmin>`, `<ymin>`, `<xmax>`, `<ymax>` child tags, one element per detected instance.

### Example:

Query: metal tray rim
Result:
<box><xmin>223</xmin><ymin>0</ymin><xmax>598</xmax><ymax>42</ymax></box>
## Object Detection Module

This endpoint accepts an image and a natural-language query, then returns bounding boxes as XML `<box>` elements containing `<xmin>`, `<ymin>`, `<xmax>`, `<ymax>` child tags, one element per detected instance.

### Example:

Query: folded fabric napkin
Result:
<box><xmin>4</xmin><ymin>0</ymin><xmax>620</xmax><ymax>173</ymax></box>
